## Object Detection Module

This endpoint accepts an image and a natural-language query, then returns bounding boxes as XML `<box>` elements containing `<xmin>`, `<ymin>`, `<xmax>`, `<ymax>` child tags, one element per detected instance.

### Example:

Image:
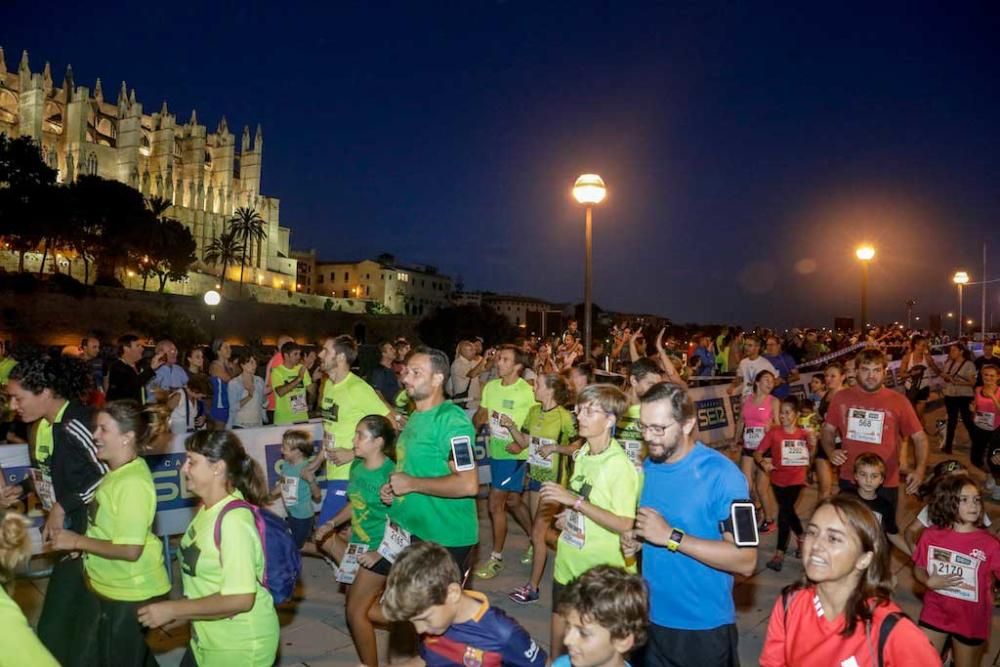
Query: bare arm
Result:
<box><xmin>274</xmin><ymin>376</ymin><xmax>303</xmax><ymax>397</ymax></box>
<box><xmin>576</xmin><ymin>497</ymin><xmax>635</xmax><ymax>535</ymax></box>
<box><xmin>628</xmin><ymin>335</ymin><xmax>640</xmax><ymax>363</ymax></box>
<box><xmin>52</xmin><ymin>531</ymin><xmax>142</xmax><ymax>561</ymax></box>
<box><xmin>635</xmin><ymin>507</ymin><xmax>756</xmax><ymax>577</ymax></box>
<box><xmin>391</xmin><ymin>467</ymin><xmax>479</xmax><ymax>499</ymax></box>
<box><xmin>473</xmin><ymin>406</ymin><xmax>488</xmax><ymax>430</ymax></box>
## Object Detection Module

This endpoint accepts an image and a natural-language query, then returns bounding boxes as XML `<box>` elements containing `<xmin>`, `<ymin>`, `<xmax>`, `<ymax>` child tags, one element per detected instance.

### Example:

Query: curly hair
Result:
<box><xmin>557</xmin><ymin>565</ymin><xmax>649</xmax><ymax>649</ymax></box>
<box><xmin>928</xmin><ymin>473</ymin><xmax>982</xmax><ymax>528</ymax></box>
<box><xmin>8</xmin><ymin>354</ymin><xmax>92</xmax><ymax>401</ymax></box>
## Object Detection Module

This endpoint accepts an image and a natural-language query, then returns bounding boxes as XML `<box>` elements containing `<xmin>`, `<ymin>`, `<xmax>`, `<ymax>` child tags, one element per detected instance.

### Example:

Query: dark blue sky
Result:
<box><xmin>7</xmin><ymin>1</ymin><xmax>999</xmax><ymax>327</ymax></box>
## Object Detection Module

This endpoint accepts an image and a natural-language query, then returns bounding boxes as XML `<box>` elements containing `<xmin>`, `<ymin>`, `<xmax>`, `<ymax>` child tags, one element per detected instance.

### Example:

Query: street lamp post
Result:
<box><xmin>953</xmin><ymin>271</ymin><xmax>969</xmax><ymax>339</ymax></box>
<box><xmin>572</xmin><ymin>174</ymin><xmax>607</xmax><ymax>359</ymax></box>
<box><xmin>855</xmin><ymin>245</ymin><xmax>875</xmax><ymax>332</ymax></box>
<box><xmin>204</xmin><ymin>289</ymin><xmax>221</xmax><ymax>339</ymax></box>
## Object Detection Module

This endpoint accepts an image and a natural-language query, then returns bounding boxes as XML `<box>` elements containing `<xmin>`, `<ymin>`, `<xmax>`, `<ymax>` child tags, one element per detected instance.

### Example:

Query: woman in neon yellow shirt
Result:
<box><xmin>1</xmin><ymin>511</ymin><xmax>59</xmax><ymax>667</ymax></box>
<box><xmin>137</xmin><ymin>430</ymin><xmax>278</xmax><ymax>666</ymax></box>
<box><xmin>51</xmin><ymin>399</ymin><xmax>172</xmax><ymax>665</ymax></box>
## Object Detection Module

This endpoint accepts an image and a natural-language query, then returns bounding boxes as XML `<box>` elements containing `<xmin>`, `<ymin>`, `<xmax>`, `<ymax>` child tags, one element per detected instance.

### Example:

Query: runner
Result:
<box><xmin>939</xmin><ymin>343</ymin><xmax>976</xmax><ymax>455</ymax></box>
<box><xmin>814</xmin><ymin>361</ymin><xmax>847</xmax><ymax>501</ymax></box>
<box><xmin>729</xmin><ymin>335</ymin><xmax>777</xmax><ymax>399</ymax></box>
<box><xmin>263</xmin><ymin>334</ymin><xmax>293</xmax><ymax>424</ymax></box>
<box><xmin>474</xmin><ymin>345</ymin><xmax>537</xmax><ymax>579</ymax></box>
<box><xmin>49</xmin><ymin>400</ymin><xmax>171</xmax><ymax>666</ymax></box>
<box><xmin>270</xmin><ymin>340</ymin><xmax>313</xmax><ymax>425</ymax></box>
<box><xmin>734</xmin><ymin>369</ymin><xmax>779</xmax><ymax>533</ymax></box>
<box><xmin>971</xmin><ymin>364</ymin><xmax>1000</xmax><ymax>499</ymax></box>
<box><xmin>618</xmin><ymin>358</ymin><xmax>664</xmax><ymax>470</ymax></box>
<box><xmin>539</xmin><ymin>384</ymin><xmax>639</xmax><ymax>659</ymax></box>
<box><xmin>315</xmin><ymin>335</ymin><xmax>390</xmax><ymax>528</ymax></box>
<box><xmin>505</xmin><ymin>372</ymin><xmax>577</xmax><ymax>604</ymax></box>
<box><xmin>898</xmin><ymin>334</ymin><xmax>939</xmax><ymax>435</ymax></box>
<box><xmin>137</xmin><ymin>431</ymin><xmax>279</xmax><ymax>667</ymax></box>
<box><xmin>763</xmin><ymin>336</ymin><xmax>800</xmax><ymax>399</ymax></box>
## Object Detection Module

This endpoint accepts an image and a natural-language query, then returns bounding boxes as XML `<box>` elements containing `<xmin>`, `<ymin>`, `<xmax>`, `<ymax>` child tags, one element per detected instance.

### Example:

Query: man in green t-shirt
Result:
<box><xmin>269</xmin><ymin>341</ymin><xmax>314</xmax><ymax>425</ymax></box>
<box><xmin>315</xmin><ymin>335</ymin><xmax>390</xmax><ymax>525</ymax></box>
<box><xmin>618</xmin><ymin>358</ymin><xmax>665</xmax><ymax>470</ymax></box>
<box><xmin>473</xmin><ymin>345</ymin><xmax>538</xmax><ymax>579</ymax></box>
<box><xmin>371</xmin><ymin>347</ymin><xmax>479</xmax><ymax>577</ymax></box>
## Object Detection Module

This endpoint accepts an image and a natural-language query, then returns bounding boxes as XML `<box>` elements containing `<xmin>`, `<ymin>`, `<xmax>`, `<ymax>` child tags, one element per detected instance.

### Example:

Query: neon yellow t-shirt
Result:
<box><xmin>480</xmin><ymin>377</ymin><xmax>538</xmax><ymax>460</ymax></box>
<box><xmin>270</xmin><ymin>364</ymin><xmax>312</xmax><ymax>425</ymax></box>
<box><xmin>524</xmin><ymin>404</ymin><xmax>576</xmax><ymax>483</ymax></box>
<box><xmin>553</xmin><ymin>440</ymin><xmax>639</xmax><ymax>584</ymax></box>
<box><xmin>178</xmin><ymin>493</ymin><xmax>279</xmax><ymax>666</ymax></box>
<box><xmin>84</xmin><ymin>457</ymin><xmax>169</xmax><ymax>601</ymax></box>
<box><xmin>34</xmin><ymin>401</ymin><xmax>68</xmax><ymax>475</ymax></box>
<box><xmin>0</xmin><ymin>586</ymin><xmax>58</xmax><ymax>667</ymax></box>
<box><xmin>320</xmin><ymin>373</ymin><xmax>389</xmax><ymax>481</ymax></box>
<box><xmin>0</xmin><ymin>357</ymin><xmax>16</xmax><ymax>385</ymax></box>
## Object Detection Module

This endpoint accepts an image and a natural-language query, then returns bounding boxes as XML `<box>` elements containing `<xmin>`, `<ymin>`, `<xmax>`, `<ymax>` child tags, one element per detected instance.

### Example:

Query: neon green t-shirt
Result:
<box><xmin>480</xmin><ymin>377</ymin><xmax>538</xmax><ymax>460</ymax></box>
<box><xmin>389</xmin><ymin>401</ymin><xmax>478</xmax><ymax>547</ymax></box>
<box><xmin>554</xmin><ymin>440</ymin><xmax>639</xmax><ymax>584</ymax></box>
<box><xmin>524</xmin><ymin>405</ymin><xmax>576</xmax><ymax>483</ymax></box>
<box><xmin>0</xmin><ymin>357</ymin><xmax>16</xmax><ymax>386</ymax></box>
<box><xmin>0</xmin><ymin>586</ymin><xmax>58</xmax><ymax>667</ymax></box>
<box><xmin>179</xmin><ymin>493</ymin><xmax>279</xmax><ymax>666</ymax></box>
<box><xmin>269</xmin><ymin>364</ymin><xmax>312</xmax><ymax>425</ymax></box>
<box><xmin>348</xmin><ymin>458</ymin><xmax>394</xmax><ymax>550</ymax></box>
<box><xmin>84</xmin><ymin>457</ymin><xmax>169</xmax><ymax>601</ymax></box>
<box><xmin>320</xmin><ymin>373</ymin><xmax>390</xmax><ymax>481</ymax></box>
<box><xmin>34</xmin><ymin>401</ymin><xmax>68</xmax><ymax>473</ymax></box>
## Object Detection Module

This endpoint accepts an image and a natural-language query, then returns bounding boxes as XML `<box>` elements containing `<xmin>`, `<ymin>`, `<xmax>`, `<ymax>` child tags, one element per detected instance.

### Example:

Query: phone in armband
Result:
<box><xmin>451</xmin><ymin>436</ymin><xmax>476</xmax><ymax>472</ymax></box>
<box><xmin>719</xmin><ymin>500</ymin><xmax>759</xmax><ymax>547</ymax></box>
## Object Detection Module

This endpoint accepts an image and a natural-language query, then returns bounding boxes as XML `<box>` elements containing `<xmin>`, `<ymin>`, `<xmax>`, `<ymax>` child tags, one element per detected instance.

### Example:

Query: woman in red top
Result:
<box><xmin>914</xmin><ymin>474</ymin><xmax>1000</xmax><ymax>667</ymax></box>
<box><xmin>754</xmin><ymin>396</ymin><xmax>814</xmax><ymax>571</ymax></box>
<box><xmin>761</xmin><ymin>495</ymin><xmax>940</xmax><ymax>667</ymax></box>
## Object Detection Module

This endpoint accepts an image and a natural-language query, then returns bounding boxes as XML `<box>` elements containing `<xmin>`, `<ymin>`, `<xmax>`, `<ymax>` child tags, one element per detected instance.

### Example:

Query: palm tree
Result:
<box><xmin>203</xmin><ymin>230</ymin><xmax>244</xmax><ymax>292</ymax></box>
<box><xmin>228</xmin><ymin>207</ymin><xmax>266</xmax><ymax>296</ymax></box>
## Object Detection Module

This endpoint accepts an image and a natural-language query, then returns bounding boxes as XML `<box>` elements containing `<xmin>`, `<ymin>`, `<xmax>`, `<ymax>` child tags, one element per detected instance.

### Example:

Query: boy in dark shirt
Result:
<box><xmin>850</xmin><ymin>453</ymin><xmax>911</xmax><ymax>556</ymax></box>
<box><xmin>382</xmin><ymin>542</ymin><xmax>546</xmax><ymax>667</ymax></box>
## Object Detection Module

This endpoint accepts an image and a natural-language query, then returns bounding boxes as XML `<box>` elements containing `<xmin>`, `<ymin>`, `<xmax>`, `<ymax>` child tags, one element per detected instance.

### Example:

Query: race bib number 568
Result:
<box><xmin>846</xmin><ymin>408</ymin><xmax>885</xmax><ymax>445</ymax></box>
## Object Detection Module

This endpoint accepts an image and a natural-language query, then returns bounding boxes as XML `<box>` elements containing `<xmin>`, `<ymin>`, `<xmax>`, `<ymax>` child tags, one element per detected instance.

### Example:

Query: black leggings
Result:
<box><xmin>944</xmin><ymin>395</ymin><xmax>976</xmax><ymax>451</ymax></box>
<box><xmin>772</xmin><ymin>484</ymin><xmax>804</xmax><ymax>552</ymax></box>
<box><xmin>970</xmin><ymin>425</ymin><xmax>1000</xmax><ymax>471</ymax></box>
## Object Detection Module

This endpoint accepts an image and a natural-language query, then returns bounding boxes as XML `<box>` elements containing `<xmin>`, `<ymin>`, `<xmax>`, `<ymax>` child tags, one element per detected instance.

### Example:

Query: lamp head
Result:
<box><xmin>855</xmin><ymin>245</ymin><xmax>875</xmax><ymax>261</ymax></box>
<box><xmin>953</xmin><ymin>271</ymin><xmax>970</xmax><ymax>285</ymax></box>
<box><xmin>573</xmin><ymin>174</ymin><xmax>607</xmax><ymax>205</ymax></box>
<box><xmin>203</xmin><ymin>290</ymin><xmax>221</xmax><ymax>306</ymax></box>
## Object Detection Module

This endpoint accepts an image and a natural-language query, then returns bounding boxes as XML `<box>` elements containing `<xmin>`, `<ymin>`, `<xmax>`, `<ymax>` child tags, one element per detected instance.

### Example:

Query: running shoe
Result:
<box><xmin>474</xmin><ymin>556</ymin><xmax>504</xmax><ymax>580</ymax></box>
<box><xmin>520</xmin><ymin>545</ymin><xmax>534</xmax><ymax>564</ymax></box>
<box><xmin>509</xmin><ymin>584</ymin><xmax>540</xmax><ymax>604</ymax></box>
<box><xmin>759</xmin><ymin>520</ymin><xmax>775</xmax><ymax>534</ymax></box>
<box><xmin>766</xmin><ymin>555</ymin><xmax>784</xmax><ymax>572</ymax></box>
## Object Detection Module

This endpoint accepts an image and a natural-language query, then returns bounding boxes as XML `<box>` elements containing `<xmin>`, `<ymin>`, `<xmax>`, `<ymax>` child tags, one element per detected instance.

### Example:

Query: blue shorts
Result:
<box><xmin>490</xmin><ymin>459</ymin><xmax>527</xmax><ymax>493</ymax></box>
<box><xmin>286</xmin><ymin>515</ymin><xmax>314</xmax><ymax>549</ymax></box>
<box><xmin>526</xmin><ymin>477</ymin><xmax>543</xmax><ymax>492</ymax></box>
<box><xmin>318</xmin><ymin>480</ymin><xmax>350</xmax><ymax>524</ymax></box>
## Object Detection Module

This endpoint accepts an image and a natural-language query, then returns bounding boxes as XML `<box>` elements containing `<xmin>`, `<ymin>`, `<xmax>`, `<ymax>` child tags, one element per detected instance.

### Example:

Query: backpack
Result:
<box><xmin>214</xmin><ymin>499</ymin><xmax>302</xmax><ymax>604</ymax></box>
<box><xmin>781</xmin><ymin>590</ymin><xmax>903</xmax><ymax>667</ymax></box>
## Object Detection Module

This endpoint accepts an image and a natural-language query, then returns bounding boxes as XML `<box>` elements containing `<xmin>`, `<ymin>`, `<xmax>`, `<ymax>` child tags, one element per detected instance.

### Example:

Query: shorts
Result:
<box><xmin>526</xmin><ymin>478</ymin><xmax>543</xmax><ymax>492</ymax></box>
<box><xmin>815</xmin><ymin>445</ymin><xmax>829</xmax><ymax>461</ymax></box>
<box><xmin>641</xmin><ymin>622</ymin><xmax>740</xmax><ymax>667</ymax></box>
<box><xmin>918</xmin><ymin>620</ymin><xmax>985</xmax><ymax>646</ymax></box>
<box><xmin>838</xmin><ymin>479</ymin><xmax>898</xmax><ymax>513</ymax></box>
<box><xmin>286</xmin><ymin>515</ymin><xmax>314</xmax><ymax>549</ymax></box>
<box><xmin>490</xmin><ymin>459</ymin><xmax>527</xmax><ymax>492</ymax></box>
<box><xmin>741</xmin><ymin>448</ymin><xmax>758</xmax><ymax>458</ymax></box>
<box><xmin>369</xmin><ymin>538</ymin><xmax>475</xmax><ymax>577</ymax></box>
<box><xmin>318</xmin><ymin>480</ymin><xmax>349</xmax><ymax>524</ymax></box>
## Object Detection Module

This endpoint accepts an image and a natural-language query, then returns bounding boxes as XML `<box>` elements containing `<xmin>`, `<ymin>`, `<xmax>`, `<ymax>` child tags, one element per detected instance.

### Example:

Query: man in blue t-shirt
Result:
<box><xmin>763</xmin><ymin>335</ymin><xmax>799</xmax><ymax>399</ymax></box>
<box><xmin>623</xmin><ymin>382</ymin><xmax>757</xmax><ymax>667</ymax></box>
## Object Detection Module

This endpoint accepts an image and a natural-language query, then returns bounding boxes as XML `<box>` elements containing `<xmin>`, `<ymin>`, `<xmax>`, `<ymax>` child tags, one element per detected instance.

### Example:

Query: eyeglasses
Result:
<box><xmin>638</xmin><ymin>421</ymin><xmax>678</xmax><ymax>436</ymax></box>
<box><xmin>574</xmin><ymin>405</ymin><xmax>608</xmax><ymax>417</ymax></box>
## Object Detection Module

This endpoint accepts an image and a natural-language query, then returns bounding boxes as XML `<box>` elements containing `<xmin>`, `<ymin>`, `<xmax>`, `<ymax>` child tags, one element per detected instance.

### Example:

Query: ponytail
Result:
<box><xmin>184</xmin><ymin>430</ymin><xmax>268</xmax><ymax>506</ymax></box>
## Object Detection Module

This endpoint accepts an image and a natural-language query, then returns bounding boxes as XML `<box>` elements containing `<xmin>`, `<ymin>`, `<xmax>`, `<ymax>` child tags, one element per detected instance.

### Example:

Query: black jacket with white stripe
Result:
<box><xmin>47</xmin><ymin>401</ymin><xmax>107</xmax><ymax>533</ymax></box>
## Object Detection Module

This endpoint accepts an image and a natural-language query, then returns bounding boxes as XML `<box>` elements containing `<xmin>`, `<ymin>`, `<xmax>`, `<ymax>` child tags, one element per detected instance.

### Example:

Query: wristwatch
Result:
<box><xmin>666</xmin><ymin>527</ymin><xmax>685</xmax><ymax>552</ymax></box>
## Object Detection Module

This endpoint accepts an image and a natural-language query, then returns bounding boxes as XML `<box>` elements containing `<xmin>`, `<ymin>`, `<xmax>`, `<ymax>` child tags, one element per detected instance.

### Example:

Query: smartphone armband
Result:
<box><xmin>718</xmin><ymin>499</ymin><xmax>759</xmax><ymax>548</ymax></box>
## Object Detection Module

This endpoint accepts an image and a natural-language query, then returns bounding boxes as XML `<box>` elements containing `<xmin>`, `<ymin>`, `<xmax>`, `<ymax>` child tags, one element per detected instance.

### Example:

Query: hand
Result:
<box><xmin>313</xmin><ymin>522</ymin><xmax>336</xmax><ymax>545</ymax></box>
<box><xmin>0</xmin><ymin>484</ymin><xmax>21</xmax><ymax>509</ymax></box>
<box><xmin>539</xmin><ymin>481</ymin><xmax>576</xmax><ymax>507</ymax></box>
<box><xmin>538</xmin><ymin>443</ymin><xmax>557</xmax><ymax>459</ymax></box>
<box><xmin>505</xmin><ymin>442</ymin><xmax>523</xmax><ymax>455</ymax></box>
<box><xmin>194</xmin><ymin>415</ymin><xmax>206</xmax><ymax>428</ymax></box>
<box><xmin>905</xmin><ymin>468</ymin><xmax>925</xmax><ymax>495</ymax></box>
<box><xmin>499</xmin><ymin>414</ymin><xmax>516</xmax><ymax>430</ymax></box>
<box><xmin>554</xmin><ymin>510</ymin><xmax>568</xmax><ymax>532</ymax></box>
<box><xmin>621</xmin><ymin>530</ymin><xmax>642</xmax><ymax>557</ymax></box>
<box><xmin>830</xmin><ymin>450</ymin><xmax>848</xmax><ymax>466</ymax></box>
<box><xmin>379</xmin><ymin>483</ymin><xmax>394</xmax><ymax>506</ymax></box>
<box><xmin>389</xmin><ymin>472</ymin><xmax>416</xmax><ymax>496</ymax></box>
<box><xmin>328</xmin><ymin>448</ymin><xmax>355</xmax><ymax>466</ymax></box>
<box><xmin>758</xmin><ymin>459</ymin><xmax>774</xmax><ymax>473</ymax></box>
<box><xmin>357</xmin><ymin>550</ymin><xmax>381</xmax><ymax>568</ymax></box>
<box><xmin>49</xmin><ymin>529</ymin><xmax>81</xmax><ymax>552</ymax></box>
<box><xmin>926</xmin><ymin>569</ymin><xmax>964</xmax><ymax>591</ymax></box>
<box><xmin>137</xmin><ymin>600</ymin><xmax>177</xmax><ymax>629</ymax></box>
<box><xmin>42</xmin><ymin>504</ymin><xmax>66</xmax><ymax>542</ymax></box>
<box><xmin>244</xmin><ymin>376</ymin><xmax>254</xmax><ymax>393</ymax></box>
<box><xmin>150</xmin><ymin>354</ymin><xmax>165</xmax><ymax>370</ymax></box>
<box><xmin>634</xmin><ymin>507</ymin><xmax>672</xmax><ymax>547</ymax></box>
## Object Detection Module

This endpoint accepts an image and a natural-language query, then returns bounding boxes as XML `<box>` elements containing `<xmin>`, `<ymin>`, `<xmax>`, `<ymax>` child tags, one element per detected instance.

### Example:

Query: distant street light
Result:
<box><xmin>954</xmin><ymin>271</ymin><xmax>970</xmax><ymax>338</ymax></box>
<box><xmin>573</xmin><ymin>174</ymin><xmax>607</xmax><ymax>358</ymax></box>
<box><xmin>204</xmin><ymin>289</ymin><xmax>221</xmax><ymax>339</ymax></box>
<box><xmin>855</xmin><ymin>245</ymin><xmax>875</xmax><ymax>330</ymax></box>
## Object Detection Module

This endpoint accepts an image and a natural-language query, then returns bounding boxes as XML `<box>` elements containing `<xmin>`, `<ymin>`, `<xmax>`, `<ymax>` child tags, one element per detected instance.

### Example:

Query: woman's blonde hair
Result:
<box><xmin>0</xmin><ymin>512</ymin><xmax>32</xmax><ymax>593</ymax></box>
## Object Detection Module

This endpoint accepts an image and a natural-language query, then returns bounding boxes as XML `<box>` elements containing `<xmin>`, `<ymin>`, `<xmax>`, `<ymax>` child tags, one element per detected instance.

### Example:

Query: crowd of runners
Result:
<box><xmin>0</xmin><ymin>322</ymin><xmax>998</xmax><ymax>667</ymax></box>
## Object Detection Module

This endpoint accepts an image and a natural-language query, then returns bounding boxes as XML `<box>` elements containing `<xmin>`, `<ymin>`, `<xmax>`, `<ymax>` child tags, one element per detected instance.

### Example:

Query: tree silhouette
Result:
<box><xmin>203</xmin><ymin>229</ymin><xmax>244</xmax><ymax>292</ymax></box>
<box><xmin>228</xmin><ymin>206</ymin><xmax>266</xmax><ymax>296</ymax></box>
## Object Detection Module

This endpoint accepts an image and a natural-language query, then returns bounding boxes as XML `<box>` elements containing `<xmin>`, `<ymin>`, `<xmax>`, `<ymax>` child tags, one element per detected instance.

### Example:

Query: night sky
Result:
<box><xmin>6</xmin><ymin>2</ymin><xmax>999</xmax><ymax>328</ymax></box>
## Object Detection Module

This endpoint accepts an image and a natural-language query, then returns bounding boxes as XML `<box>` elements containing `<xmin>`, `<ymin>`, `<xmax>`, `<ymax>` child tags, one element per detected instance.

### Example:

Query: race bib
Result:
<box><xmin>974</xmin><ymin>411</ymin><xmax>996</xmax><ymax>431</ymax></box>
<box><xmin>323</xmin><ymin>431</ymin><xmax>336</xmax><ymax>452</ymax></box>
<box><xmin>528</xmin><ymin>436</ymin><xmax>555</xmax><ymax>469</ymax></box>
<box><xmin>290</xmin><ymin>392</ymin><xmax>308</xmax><ymax>415</ymax></box>
<box><xmin>622</xmin><ymin>440</ymin><xmax>643</xmax><ymax>466</ymax></box>
<box><xmin>744</xmin><ymin>427</ymin><xmax>765</xmax><ymax>449</ymax></box>
<box><xmin>560</xmin><ymin>509</ymin><xmax>586</xmax><ymax>549</ymax></box>
<box><xmin>489</xmin><ymin>410</ymin><xmax>510</xmax><ymax>439</ymax></box>
<box><xmin>846</xmin><ymin>408</ymin><xmax>884</xmax><ymax>445</ymax></box>
<box><xmin>781</xmin><ymin>439</ymin><xmax>809</xmax><ymax>467</ymax></box>
<box><xmin>376</xmin><ymin>519</ymin><xmax>412</xmax><ymax>564</ymax></box>
<box><xmin>30</xmin><ymin>469</ymin><xmax>55</xmax><ymax>511</ymax></box>
<box><xmin>280</xmin><ymin>475</ymin><xmax>299</xmax><ymax>505</ymax></box>
<box><xmin>336</xmin><ymin>542</ymin><xmax>368</xmax><ymax>584</ymax></box>
<box><xmin>927</xmin><ymin>545</ymin><xmax>980</xmax><ymax>602</ymax></box>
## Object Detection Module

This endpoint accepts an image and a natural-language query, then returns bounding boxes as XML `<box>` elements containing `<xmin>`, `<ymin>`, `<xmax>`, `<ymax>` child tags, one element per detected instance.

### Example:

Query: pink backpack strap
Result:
<box><xmin>213</xmin><ymin>499</ymin><xmax>268</xmax><ymax>585</ymax></box>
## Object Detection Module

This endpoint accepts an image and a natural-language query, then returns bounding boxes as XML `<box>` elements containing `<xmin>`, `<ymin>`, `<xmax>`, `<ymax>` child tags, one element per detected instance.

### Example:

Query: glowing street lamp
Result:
<box><xmin>954</xmin><ymin>271</ymin><xmax>970</xmax><ymax>337</ymax></box>
<box><xmin>572</xmin><ymin>174</ymin><xmax>607</xmax><ymax>358</ymax></box>
<box><xmin>855</xmin><ymin>245</ymin><xmax>875</xmax><ymax>331</ymax></box>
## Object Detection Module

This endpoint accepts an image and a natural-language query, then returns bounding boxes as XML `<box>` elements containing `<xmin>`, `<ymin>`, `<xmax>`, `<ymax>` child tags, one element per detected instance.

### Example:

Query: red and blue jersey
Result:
<box><xmin>420</xmin><ymin>591</ymin><xmax>547</xmax><ymax>667</ymax></box>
